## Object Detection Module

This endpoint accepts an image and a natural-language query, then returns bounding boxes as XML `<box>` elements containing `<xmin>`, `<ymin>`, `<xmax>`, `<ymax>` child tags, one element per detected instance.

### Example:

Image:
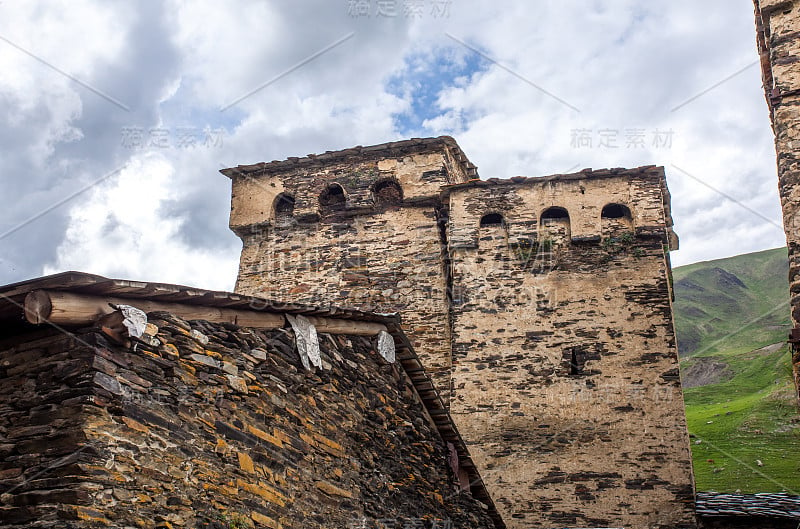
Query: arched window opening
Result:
<box><xmin>601</xmin><ymin>203</ymin><xmax>632</xmax><ymax>220</ymax></box>
<box><xmin>319</xmin><ymin>183</ymin><xmax>346</xmax><ymax>209</ymax></box>
<box><xmin>541</xmin><ymin>207</ymin><xmax>570</xmax><ymax>222</ymax></box>
<box><xmin>479</xmin><ymin>213</ymin><xmax>505</xmax><ymax>228</ymax></box>
<box><xmin>274</xmin><ymin>193</ymin><xmax>295</xmax><ymax>215</ymax></box>
<box><xmin>273</xmin><ymin>193</ymin><xmax>295</xmax><ymax>225</ymax></box>
<box><xmin>373</xmin><ymin>179</ymin><xmax>403</xmax><ymax>205</ymax></box>
<box><xmin>601</xmin><ymin>202</ymin><xmax>634</xmax><ymax>238</ymax></box>
<box><xmin>540</xmin><ymin>207</ymin><xmax>571</xmax><ymax>245</ymax></box>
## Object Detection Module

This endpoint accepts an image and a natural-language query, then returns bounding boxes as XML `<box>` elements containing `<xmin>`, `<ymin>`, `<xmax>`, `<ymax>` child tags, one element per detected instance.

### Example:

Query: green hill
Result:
<box><xmin>673</xmin><ymin>247</ymin><xmax>799</xmax><ymax>493</ymax></box>
<box><xmin>673</xmin><ymin>247</ymin><xmax>790</xmax><ymax>358</ymax></box>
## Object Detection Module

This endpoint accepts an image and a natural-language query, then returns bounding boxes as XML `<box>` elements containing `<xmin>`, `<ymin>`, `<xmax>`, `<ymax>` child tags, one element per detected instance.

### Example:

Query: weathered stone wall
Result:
<box><xmin>230</xmin><ymin>141</ymin><xmax>475</xmax><ymax>402</ymax></box>
<box><xmin>224</xmin><ymin>140</ymin><xmax>696</xmax><ymax>528</ymax></box>
<box><xmin>445</xmin><ymin>170</ymin><xmax>695</xmax><ymax>528</ymax></box>
<box><xmin>0</xmin><ymin>331</ymin><xmax>99</xmax><ymax>526</ymax></box>
<box><xmin>754</xmin><ymin>0</ymin><xmax>800</xmax><ymax>399</ymax></box>
<box><xmin>0</xmin><ymin>315</ymin><xmax>497</xmax><ymax>529</ymax></box>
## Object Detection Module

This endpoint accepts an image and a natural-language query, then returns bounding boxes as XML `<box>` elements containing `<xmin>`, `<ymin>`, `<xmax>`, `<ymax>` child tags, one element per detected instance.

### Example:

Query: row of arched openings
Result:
<box><xmin>275</xmin><ymin>188</ymin><xmax>632</xmax><ymax>228</ymax></box>
<box><xmin>273</xmin><ymin>179</ymin><xmax>404</xmax><ymax>221</ymax></box>
<box><xmin>479</xmin><ymin>204</ymin><xmax>632</xmax><ymax>228</ymax></box>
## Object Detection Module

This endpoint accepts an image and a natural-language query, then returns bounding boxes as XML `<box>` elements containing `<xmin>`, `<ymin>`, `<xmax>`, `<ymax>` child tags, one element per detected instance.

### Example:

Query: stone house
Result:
<box><xmin>0</xmin><ymin>272</ymin><xmax>503</xmax><ymax>529</ymax></box>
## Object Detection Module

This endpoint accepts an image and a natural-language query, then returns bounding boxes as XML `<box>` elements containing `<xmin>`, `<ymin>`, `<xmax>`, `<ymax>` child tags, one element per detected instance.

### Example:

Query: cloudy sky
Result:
<box><xmin>0</xmin><ymin>0</ymin><xmax>784</xmax><ymax>291</ymax></box>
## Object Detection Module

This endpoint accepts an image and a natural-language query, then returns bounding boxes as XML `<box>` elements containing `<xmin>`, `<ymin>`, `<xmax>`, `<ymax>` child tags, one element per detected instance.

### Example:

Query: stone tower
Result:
<box><xmin>754</xmin><ymin>0</ymin><xmax>800</xmax><ymax>401</ymax></box>
<box><xmin>222</xmin><ymin>137</ymin><xmax>696</xmax><ymax>529</ymax></box>
<box><xmin>224</xmin><ymin>137</ymin><xmax>474</xmax><ymax>400</ymax></box>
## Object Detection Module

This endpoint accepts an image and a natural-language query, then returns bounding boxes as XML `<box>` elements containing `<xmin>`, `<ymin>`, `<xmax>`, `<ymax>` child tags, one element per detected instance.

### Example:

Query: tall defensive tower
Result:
<box><xmin>754</xmin><ymin>0</ymin><xmax>800</xmax><ymax>400</ymax></box>
<box><xmin>222</xmin><ymin>137</ymin><xmax>696</xmax><ymax>529</ymax></box>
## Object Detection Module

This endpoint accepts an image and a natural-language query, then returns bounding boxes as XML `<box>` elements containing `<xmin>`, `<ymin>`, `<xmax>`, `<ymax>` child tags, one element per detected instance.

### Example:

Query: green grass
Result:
<box><xmin>673</xmin><ymin>247</ymin><xmax>800</xmax><ymax>493</ymax></box>
<box><xmin>683</xmin><ymin>344</ymin><xmax>799</xmax><ymax>492</ymax></box>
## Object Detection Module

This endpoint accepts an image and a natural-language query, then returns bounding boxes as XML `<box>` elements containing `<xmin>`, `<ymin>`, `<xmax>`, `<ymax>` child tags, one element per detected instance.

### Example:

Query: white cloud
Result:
<box><xmin>45</xmin><ymin>152</ymin><xmax>240</xmax><ymax>290</ymax></box>
<box><xmin>412</xmin><ymin>0</ymin><xmax>784</xmax><ymax>266</ymax></box>
<box><xmin>0</xmin><ymin>0</ymin><xmax>788</xmax><ymax>288</ymax></box>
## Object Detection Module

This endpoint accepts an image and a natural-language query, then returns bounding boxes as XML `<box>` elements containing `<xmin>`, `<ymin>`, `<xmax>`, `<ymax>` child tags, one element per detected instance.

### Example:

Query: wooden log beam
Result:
<box><xmin>303</xmin><ymin>316</ymin><xmax>387</xmax><ymax>336</ymax></box>
<box><xmin>24</xmin><ymin>290</ymin><xmax>286</xmax><ymax>329</ymax></box>
<box><xmin>23</xmin><ymin>290</ymin><xmax>389</xmax><ymax>336</ymax></box>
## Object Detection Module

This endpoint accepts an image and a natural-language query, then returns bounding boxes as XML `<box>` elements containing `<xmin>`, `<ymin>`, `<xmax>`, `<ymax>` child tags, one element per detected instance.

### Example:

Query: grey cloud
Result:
<box><xmin>0</xmin><ymin>0</ymin><xmax>181</xmax><ymax>284</ymax></box>
<box><xmin>0</xmin><ymin>0</ymin><xmax>787</xmax><ymax>288</ymax></box>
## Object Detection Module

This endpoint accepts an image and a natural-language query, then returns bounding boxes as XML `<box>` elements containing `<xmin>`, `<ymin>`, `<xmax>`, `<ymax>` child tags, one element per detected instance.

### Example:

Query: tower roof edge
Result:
<box><xmin>219</xmin><ymin>136</ymin><xmax>477</xmax><ymax>179</ymax></box>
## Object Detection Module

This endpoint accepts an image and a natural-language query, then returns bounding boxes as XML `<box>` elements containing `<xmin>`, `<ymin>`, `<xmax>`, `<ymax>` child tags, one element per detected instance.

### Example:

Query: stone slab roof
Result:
<box><xmin>696</xmin><ymin>491</ymin><xmax>800</xmax><ymax>521</ymax></box>
<box><xmin>440</xmin><ymin>165</ymin><xmax>665</xmax><ymax>190</ymax></box>
<box><xmin>0</xmin><ymin>271</ymin><xmax>504</xmax><ymax>528</ymax></box>
<box><xmin>0</xmin><ymin>271</ymin><xmax>393</xmax><ymax>328</ymax></box>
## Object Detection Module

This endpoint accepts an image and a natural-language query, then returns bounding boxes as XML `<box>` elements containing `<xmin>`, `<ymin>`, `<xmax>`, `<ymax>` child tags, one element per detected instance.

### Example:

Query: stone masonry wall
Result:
<box><xmin>225</xmin><ymin>141</ymin><xmax>696</xmax><ymax>528</ymax></box>
<box><xmin>446</xmin><ymin>171</ymin><xmax>696</xmax><ymax>528</ymax></box>
<box><xmin>0</xmin><ymin>331</ymin><xmax>99</xmax><ymax>526</ymax></box>
<box><xmin>231</xmin><ymin>146</ymin><xmax>470</xmax><ymax>403</ymax></box>
<box><xmin>754</xmin><ymin>0</ymin><xmax>800</xmax><ymax>399</ymax></box>
<box><xmin>0</xmin><ymin>315</ymin><xmax>497</xmax><ymax>529</ymax></box>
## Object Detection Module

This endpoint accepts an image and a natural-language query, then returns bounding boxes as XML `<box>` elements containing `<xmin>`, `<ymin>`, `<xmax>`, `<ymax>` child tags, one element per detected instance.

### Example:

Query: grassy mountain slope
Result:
<box><xmin>673</xmin><ymin>247</ymin><xmax>799</xmax><ymax>493</ymax></box>
<box><xmin>673</xmin><ymin>247</ymin><xmax>790</xmax><ymax>358</ymax></box>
